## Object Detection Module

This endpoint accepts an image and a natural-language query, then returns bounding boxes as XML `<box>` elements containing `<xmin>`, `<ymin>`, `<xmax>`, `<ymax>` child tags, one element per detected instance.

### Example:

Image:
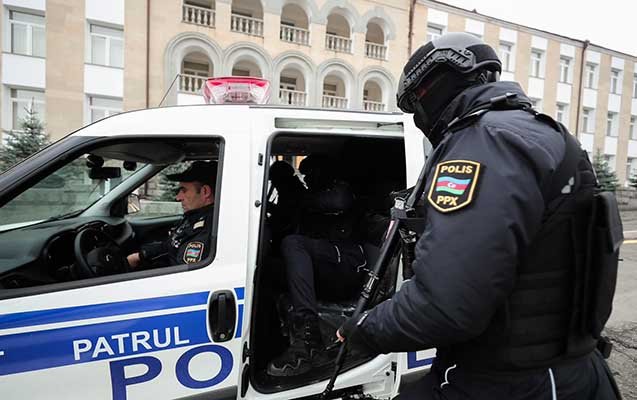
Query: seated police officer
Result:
<box><xmin>127</xmin><ymin>161</ymin><xmax>217</xmax><ymax>269</ymax></box>
<box><xmin>337</xmin><ymin>33</ymin><xmax>621</xmax><ymax>399</ymax></box>
<box><xmin>267</xmin><ymin>155</ymin><xmax>366</xmax><ymax>377</ymax></box>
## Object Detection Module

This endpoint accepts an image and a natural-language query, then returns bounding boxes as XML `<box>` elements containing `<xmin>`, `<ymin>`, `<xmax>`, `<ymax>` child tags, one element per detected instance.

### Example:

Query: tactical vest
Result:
<box><xmin>424</xmin><ymin>93</ymin><xmax>623</xmax><ymax>371</ymax></box>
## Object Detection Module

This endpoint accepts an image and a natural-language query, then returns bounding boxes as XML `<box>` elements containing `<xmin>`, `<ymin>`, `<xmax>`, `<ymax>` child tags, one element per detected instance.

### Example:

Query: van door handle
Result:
<box><xmin>208</xmin><ymin>290</ymin><xmax>236</xmax><ymax>342</ymax></box>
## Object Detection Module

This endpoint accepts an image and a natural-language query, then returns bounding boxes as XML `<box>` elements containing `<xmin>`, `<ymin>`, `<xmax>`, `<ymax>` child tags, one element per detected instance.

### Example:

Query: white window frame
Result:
<box><xmin>9</xmin><ymin>88</ymin><xmax>45</xmax><ymax>132</ymax></box>
<box><xmin>8</xmin><ymin>10</ymin><xmax>45</xmax><ymax>57</ymax></box>
<box><xmin>530</xmin><ymin>98</ymin><xmax>542</xmax><ymax>112</ymax></box>
<box><xmin>610</xmin><ymin>69</ymin><xmax>621</xmax><ymax>94</ymax></box>
<box><xmin>556</xmin><ymin>103</ymin><xmax>568</xmax><ymax>124</ymax></box>
<box><xmin>633</xmin><ymin>74</ymin><xmax>637</xmax><ymax>99</ymax></box>
<box><xmin>585</xmin><ymin>63</ymin><xmax>597</xmax><ymax>89</ymax></box>
<box><xmin>559</xmin><ymin>56</ymin><xmax>571</xmax><ymax>84</ymax></box>
<box><xmin>582</xmin><ymin>108</ymin><xmax>594</xmax><ymax>133</ymax></box>
<box><xmin>89</xmin><ymin>24</ymin><xmax>124</xmax><ymax>68</ymax></box>
<box><xmin>606</xmin><ymin>112</ymin><xmax>618</xmax><ymax>137</ymax></box>
<box><xmin>87</xmin><ymin>96</ymin><xmax>122</xmax><ymax>124</ymax></box>
<box><xmin>530</xmin><ymin>49</ymin><xmax>544</xmax><ymax>78</ymax></box>
<box><xmin>630</xmin><ymin>116</ymin><xmax>637</xmax><ymax>140</ymax></box>
<box><xmin>499</xmin><ymin>42</ymin><xmax>514</xmax><ymax>72</ymax></box>
<box><xmin>426</xmin><ymin>24</ymin><xmax>444</xmax><ymax>43</ymax></box>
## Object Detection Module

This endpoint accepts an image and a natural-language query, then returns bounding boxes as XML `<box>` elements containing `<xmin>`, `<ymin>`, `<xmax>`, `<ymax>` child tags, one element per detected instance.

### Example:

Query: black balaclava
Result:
<box><xmin>412</xmin><ymin>66</ymin><xmax>487</xmax><ymax>147</ymax></box>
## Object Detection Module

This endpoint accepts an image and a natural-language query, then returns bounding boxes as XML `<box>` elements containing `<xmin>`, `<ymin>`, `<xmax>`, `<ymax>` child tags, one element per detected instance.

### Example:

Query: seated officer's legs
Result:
<box><xmin>268</xmin><ymin>235</ymin><xmax>365</xmax><ymax>376</ymax></box>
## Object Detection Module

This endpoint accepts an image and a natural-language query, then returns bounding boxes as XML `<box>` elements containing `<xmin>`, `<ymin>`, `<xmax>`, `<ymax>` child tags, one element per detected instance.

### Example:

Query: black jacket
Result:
<box><xmin>358</xmin><ymin>81</ymin><xmax>568</xmax><ymax>352</ymax></box>
<box><xmin>139</xmin><ymin>204</ymin><xmax>214</xmax><ymax>267</ymax></box>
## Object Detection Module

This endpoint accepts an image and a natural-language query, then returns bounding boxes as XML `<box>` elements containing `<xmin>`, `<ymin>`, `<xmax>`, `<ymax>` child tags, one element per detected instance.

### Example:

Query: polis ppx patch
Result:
<box><xmin>427</xmin><ymin>160</ymin><xmax>481</xmax><ymax>213</ymax></box>
<box><xmin>183</xmin><ymin>241</ymin><xmax>204</xmax><ymax>264</ymax></box>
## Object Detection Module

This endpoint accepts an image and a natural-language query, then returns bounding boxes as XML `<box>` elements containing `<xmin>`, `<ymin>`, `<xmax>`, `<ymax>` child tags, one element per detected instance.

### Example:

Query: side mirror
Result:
<box><xmin>127</xmin><ymin>193</ymin><xmax>141</xmax><ymax>214</ymax></box>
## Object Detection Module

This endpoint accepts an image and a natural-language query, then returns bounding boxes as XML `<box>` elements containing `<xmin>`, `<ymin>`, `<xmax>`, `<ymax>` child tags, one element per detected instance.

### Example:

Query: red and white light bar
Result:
<box><xmin>202</xmin><ymin>76</ymin><xmax>271</xmax><ymax>105</ymax></box>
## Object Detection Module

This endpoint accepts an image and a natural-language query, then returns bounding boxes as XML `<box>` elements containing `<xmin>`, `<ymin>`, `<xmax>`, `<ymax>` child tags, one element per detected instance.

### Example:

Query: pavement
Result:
<box><xmin>607</xmin><ymin>210</ymin><xmax>637</xmax><ymax>400</ymax></box>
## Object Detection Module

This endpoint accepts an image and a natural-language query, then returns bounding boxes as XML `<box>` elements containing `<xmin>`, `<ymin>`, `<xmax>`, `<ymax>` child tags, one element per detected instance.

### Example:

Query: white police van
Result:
<box><xmin>0</xmin><ymin>78</ymin><xmax>435</xmax><ymax>399</ymax></box>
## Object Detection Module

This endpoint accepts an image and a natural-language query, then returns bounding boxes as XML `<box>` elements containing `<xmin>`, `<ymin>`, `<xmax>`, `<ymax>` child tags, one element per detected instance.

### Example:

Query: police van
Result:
<box><xmin>0</xmin><ymin>78</ymin><xmax>435</xmax><ymax>400</ymax></box>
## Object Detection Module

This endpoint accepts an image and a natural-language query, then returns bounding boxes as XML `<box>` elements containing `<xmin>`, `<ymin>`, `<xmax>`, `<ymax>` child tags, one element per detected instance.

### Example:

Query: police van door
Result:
<box><xmin>238</xmin><ymin>113</ymin><xmax>414</xmax><ymax>399</ymax></box>
<box><xmin>0</xmin><ymin>114</ymin><xmax>251</xmax><ymax>400</ymax></box>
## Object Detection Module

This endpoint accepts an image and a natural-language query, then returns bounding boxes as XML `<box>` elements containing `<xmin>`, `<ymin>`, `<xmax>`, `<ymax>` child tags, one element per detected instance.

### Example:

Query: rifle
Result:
<box><xmin>321</xmin><ymin>162</ymin><xmax>429</xmax><ymax>398</ymax></box>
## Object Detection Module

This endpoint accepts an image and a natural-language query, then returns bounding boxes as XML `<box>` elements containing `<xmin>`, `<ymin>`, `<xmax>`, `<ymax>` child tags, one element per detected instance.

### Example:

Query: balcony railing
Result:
<box><xmin>180</xmin><ymin>74</ymin><xmax>206</xmax><ymax>93</ymax></box>
<box><xmin>280</xmin><ymin>25</ymin><xmax>310</xmax><ymax>46</ymax></box>
<box><xmin>279</xmin><ymin>89</ymin><xmax>307</xmax><ymax>106</ymax></box>
<box><xmin>322</xmin><ymin>95</ymin><xmax>348</xmax><ymax>109</ymax></box>
<box><xmin>231</xmin><ymin>14</ymin><xmax>264</xmax><ymax>37</ymax></box>
<box><xmin>363</xmin><ymin>100</ymin><xmax>385</xmax><ymax>112</ymax></box>
<box><xmin>365</xmin><ymin>42</ymin><xmax>387</xmax><ymax>60</ymax></box>
<box><xmin>182</xmin><ymin>4</ymin><xmax>215</xmax><ymax>28</ymax></box>
<box><xmin>325</xmin><ymin>33</ymin><xmax>352</xmax><ymax>53</ymax></box>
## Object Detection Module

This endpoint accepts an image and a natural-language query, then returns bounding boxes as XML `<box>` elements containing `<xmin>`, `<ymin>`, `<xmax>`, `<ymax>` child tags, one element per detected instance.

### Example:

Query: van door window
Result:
<box><xmin>0</xmin><ymin>138</ymin><xmax>223</xmax><ymax>295</ymax></box>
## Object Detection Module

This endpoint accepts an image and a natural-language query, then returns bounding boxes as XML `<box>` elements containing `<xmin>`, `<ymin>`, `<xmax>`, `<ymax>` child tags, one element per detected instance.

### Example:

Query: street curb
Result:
<box><xmin>624</xmin><ymin>230</ymin><xmax>637</xmax><ymax>240</ymax></box>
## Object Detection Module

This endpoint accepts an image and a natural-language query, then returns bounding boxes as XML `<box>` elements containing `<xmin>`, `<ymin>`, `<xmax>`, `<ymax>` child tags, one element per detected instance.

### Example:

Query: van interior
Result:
<box><xmin>250</xmin><ymin>133</ymin><xmax>407</xmax><ymax>392</ymax></box>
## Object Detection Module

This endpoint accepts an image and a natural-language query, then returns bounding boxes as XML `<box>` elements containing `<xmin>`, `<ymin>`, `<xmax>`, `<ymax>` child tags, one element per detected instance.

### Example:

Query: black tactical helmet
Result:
<box><xmin>397</xmin><ymin>32</ymin><xmax>502</xmax><ymax>114</ymax></box>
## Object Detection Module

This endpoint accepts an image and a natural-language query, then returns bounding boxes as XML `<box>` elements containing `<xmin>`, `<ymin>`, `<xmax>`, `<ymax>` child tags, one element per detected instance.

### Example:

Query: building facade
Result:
<box><xmin>2</xmin><ymin>0</ymin><xmax>637</xmax><ymax>181</ymax></box>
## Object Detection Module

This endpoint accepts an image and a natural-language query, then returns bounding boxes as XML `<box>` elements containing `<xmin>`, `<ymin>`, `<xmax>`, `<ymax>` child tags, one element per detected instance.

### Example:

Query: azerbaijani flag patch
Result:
<box><xmin>428</xmin><ymin>160</ymin><xmax>481</xmax><ymax>213</ymax></box>
<box><xmin>183</xmin><ymin>241</ymin><xmax>204</xmax><ymax>264</ymax></box>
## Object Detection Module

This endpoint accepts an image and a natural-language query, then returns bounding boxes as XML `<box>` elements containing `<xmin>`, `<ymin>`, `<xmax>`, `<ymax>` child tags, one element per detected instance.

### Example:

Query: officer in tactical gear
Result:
<box><xmin>267</xmin><ymin>155</ymin><xmax>366</xmax><ymax>377</ymax></box>
<box><xmin>337</xmin><ymin>33</ymin><xmax>622</xmax><ymax>399</ymax></box>
<box><xmin>127</xmin><ymin>161</ymin><xmax>217</xmax><ymax>268</ymax></box>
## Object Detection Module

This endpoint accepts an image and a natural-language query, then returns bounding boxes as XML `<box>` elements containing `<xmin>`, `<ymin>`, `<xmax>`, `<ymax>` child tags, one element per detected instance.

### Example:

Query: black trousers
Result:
<box><xmin>281</xmin><ymin>234</ymin><xmax>366</xmax><ymax>316</ymax></box>
<box><xmin>396</xmin><ymin>350</ymin><xmax>620</xmax><ymax>400</ymax></box>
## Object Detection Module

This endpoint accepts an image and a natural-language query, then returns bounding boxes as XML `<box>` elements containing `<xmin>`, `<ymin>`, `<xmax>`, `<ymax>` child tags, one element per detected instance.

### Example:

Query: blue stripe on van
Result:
<box><xmin>0</xmin><ymin>310</ymin><xmax>210</xmax><ymax>376</ymax></box>
<box><xmin>0</xmin><ymin>292</ymin><xmax>210</xmax><ymax>330</ymax></box>
<box><xmin>234</xmin><ymin>287</ymin><xmax>245</xmax><ymax>300</ymax></box>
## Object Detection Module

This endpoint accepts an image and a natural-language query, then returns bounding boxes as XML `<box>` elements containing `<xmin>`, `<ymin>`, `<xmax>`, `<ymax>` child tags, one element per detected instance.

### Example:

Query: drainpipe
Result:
<box><xmin>574</xmin><ymin>39</ymin><xmax>589</xmax><ymax>140</ymax></box>
<box><xmin>407</xmin><ymin>0</ymin><xmax>417</xmax><ymax>56</ymax></box>
<box><xmin>145</xmin><ymin>0</ymin><xmax>150</xmax><ymax>108</ymax></box>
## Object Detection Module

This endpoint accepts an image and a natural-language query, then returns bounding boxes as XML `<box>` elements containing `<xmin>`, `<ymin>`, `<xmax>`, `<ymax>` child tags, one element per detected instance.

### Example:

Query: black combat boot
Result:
<box><xmin>267</xmin><ymin>313</ymin><xmax>323</xmax><ymax>377</ymax></box>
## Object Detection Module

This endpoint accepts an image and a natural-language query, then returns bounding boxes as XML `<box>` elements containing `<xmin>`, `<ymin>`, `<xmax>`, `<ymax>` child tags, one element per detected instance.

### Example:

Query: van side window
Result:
<box><xmin>0</xmin><ymin>138</ymin><xmax>223</xmax><ymax>296</ymax></box>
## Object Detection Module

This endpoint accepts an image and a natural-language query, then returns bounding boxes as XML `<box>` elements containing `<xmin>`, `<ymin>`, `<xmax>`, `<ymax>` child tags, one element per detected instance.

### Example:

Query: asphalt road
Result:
<box><xmin>605</xmin><ymin>211</ymin><xmax>637</xmax><ymax>399</ymax></box>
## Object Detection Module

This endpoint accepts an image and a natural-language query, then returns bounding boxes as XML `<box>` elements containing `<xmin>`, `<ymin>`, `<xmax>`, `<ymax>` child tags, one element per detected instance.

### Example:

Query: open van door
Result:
<box><xmin>238</xmin><ymin>110</ymin><xmax>412</xmax><ymax>399</ymax></box>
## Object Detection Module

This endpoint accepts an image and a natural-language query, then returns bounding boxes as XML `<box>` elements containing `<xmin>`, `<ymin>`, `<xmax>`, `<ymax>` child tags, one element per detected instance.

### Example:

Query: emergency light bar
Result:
<box><xmin>202</xmin><ymin>77</ymin><xmax>271</xmax><ymax>105</ymax></box>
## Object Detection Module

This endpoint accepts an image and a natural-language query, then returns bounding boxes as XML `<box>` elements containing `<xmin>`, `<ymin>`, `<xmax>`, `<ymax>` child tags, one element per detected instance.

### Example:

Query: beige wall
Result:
<box><xmin>542</xmin><ymin>39</ymin><xmax>560</xmax><ymax>119</ymax></box>
<box><xmin>569</xmin><ymin>47</ymin><xmax>583</xmax><ymax>134</ymax></box>
<box><xmin>514</xmin><ymin>31</ymin><xmax>531</xmax><ymax>92</ymax></box>
<box><xmin>616</xmin><ymin>62</ymin><xmax>636</xmax><ymax>181</ymax></box>
<box><xmin>593</xmin><ymin>53</ymin><xmax>612</xmax><ymax>154</ymax></box>
<box><xmin>124</xmin><ymin>0</ymin><xmax>149</xmax><ymax>111</ymax></box>
<box><xmin>45</xmin><ymin>0</ymin><xmax>85</xmax><ymax>140</ymax></box>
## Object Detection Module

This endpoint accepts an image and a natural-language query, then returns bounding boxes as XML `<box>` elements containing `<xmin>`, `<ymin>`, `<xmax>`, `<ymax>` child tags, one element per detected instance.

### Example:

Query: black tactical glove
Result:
<box><xmin>337</xmin><ymin>312</ymin><xmax>377</xmax><ymax>356</ymax></box>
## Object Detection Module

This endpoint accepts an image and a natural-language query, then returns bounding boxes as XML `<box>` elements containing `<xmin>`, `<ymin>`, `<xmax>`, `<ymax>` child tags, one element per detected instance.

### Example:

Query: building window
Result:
<box><xmin>89</xmin><ymin>24</ymin><xmax>124</xmax><ymax>68</ymax></box>
<box><xmin>426</xmin><ymin>24</ymin><xmax>443</xmax><ymax>43</ymax></box>
<box><xmin>633</xmin><ymin>74</ymin><xmax>637</xmax><ymax>99</ymax></box>
<box><xmin>606</xmin><ymin>112</ymin><xmax>618</xmax><ymax>137</ymax></box>
<box><xmin>630</xmin><ymin>116</ymin><xmax>637</xmax><ymax>140</ymax></box>
<box><xmin>610</xmin><ymin>69</ymin><xmax>621</xmax><ymax>94</ymax></box>
<box><xmin>499</xmin><ymin>42</ymin><xmax>513</xmax><ymax>72</ymax></box>
<box><xmin>88</xmin><ymin>97</ymin><xmax>122</xmax><ymax>123</ymax></box>
<box><xmin>626</xmin><ymin>158</ymin><xmax>636</xmax><ymax>182</ymax></box>
<box><xmin>582</xmin><ymin>108</ymin><xmax>594</xmax><ymax>133</ymax></box>
<box><xmin>585</xmin><ymin>63</ymin><xmax>597</xmax><ymax>89</ymax></box>
<box><xmin>559</xmin><ymin>57</ymin><xmax>571</xmax><ymax>83</ymax></box>
<box><xmin>556</xmin><ymin>104</ymin><xmax>568</xmax><ymax>124</ymax></box>
<box><xmin>530</xmin><ymin>50</ymin><xmax>543</xmax><ymax>78</ymax></box>
<box><xmin>10</xmin><ymin>89</ymin><xmax>45</xmax><ymax>130</ymax></box>
<box><xmin>605</xmin><ymin>155</ymin><xmax>616</xmax><ymax>172</ymax></box>
<box><xmin>8</xmin><ymin>10</ymin><xmax>45</xmax><ymax>57</ymax></box>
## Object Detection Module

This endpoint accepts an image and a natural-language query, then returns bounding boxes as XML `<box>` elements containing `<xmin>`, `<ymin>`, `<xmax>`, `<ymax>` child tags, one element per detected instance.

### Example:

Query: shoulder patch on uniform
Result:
<box><xmin>427</xmin><ymin>160</ymin><xmax>481</xmax><ymax>213</ymax></box>
<box><xmin>183</xmin><ymin>241</ymin><xmax>204</xmax><ymax>264</ymax></box>
<box><xmin>193</xmin><ymin>220</ymin><xmax>205</xmax><ymax>230</ymax></box>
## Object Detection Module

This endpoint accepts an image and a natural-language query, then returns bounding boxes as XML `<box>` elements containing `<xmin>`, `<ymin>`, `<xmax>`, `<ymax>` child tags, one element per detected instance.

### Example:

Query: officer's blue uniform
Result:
<box><xmin>352</xmin><ymin>81</ymin><xmax>619</xmax><ymax>399</ymax></box>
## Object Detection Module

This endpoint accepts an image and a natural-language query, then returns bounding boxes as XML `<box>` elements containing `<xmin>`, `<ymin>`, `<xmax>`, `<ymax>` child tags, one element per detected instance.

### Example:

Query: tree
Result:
<box><xmin>0</xmin><ymin>105</ymin><xmax>48</xmax><ymax>173</ymax></box>
<box><xmin>592</xmin><ymin>150</ymin><xmax>618</xmax><ymax>192</ymax></box>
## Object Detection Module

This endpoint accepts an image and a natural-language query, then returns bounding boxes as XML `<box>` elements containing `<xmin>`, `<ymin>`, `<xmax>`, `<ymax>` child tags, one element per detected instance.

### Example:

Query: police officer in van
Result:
<box><xmin>337</xmin><ymin>33</ymin><xmax>621</xmax><ymax>399</ymax></box>
<box><xmin>127</xmin><ymin>161</ymin><xmax>217</xmax><ymax>268</ymax></box>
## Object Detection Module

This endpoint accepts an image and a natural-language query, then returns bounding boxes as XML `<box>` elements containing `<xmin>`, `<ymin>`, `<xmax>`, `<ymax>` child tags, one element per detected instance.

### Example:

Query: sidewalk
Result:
<box><xmin>621</xmin><ymin>210</ymin><xmax>637</xmax><ymax>240</ymax></box>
